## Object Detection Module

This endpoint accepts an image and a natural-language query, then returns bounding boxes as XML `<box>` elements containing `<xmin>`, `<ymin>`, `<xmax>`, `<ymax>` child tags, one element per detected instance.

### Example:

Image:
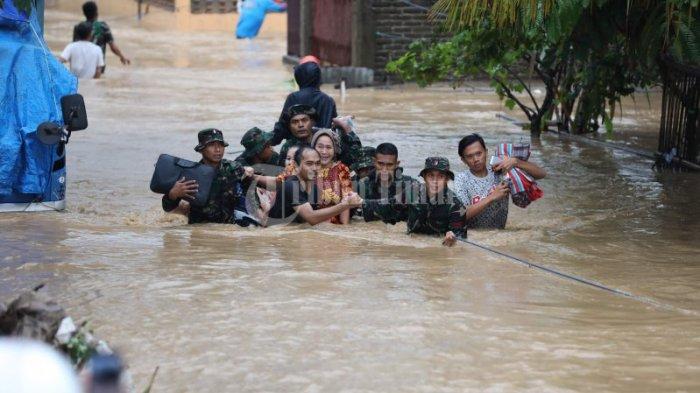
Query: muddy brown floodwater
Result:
<box><xmin>1</xmin><ymin>1</ymin><xmax>700</xmax><ymax>392</ymax></box>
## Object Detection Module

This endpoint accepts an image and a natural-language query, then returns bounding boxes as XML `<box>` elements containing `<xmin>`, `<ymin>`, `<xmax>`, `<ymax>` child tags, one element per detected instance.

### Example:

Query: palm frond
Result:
<box><xmin>674</xmin><ymin>18</ymin><xmax>700</xmax><ymax>62</ymax></box>
<box><xmin>432</xmin><ymin>0</ymin><xmax>557</xmax><ymax>31</ymax></box>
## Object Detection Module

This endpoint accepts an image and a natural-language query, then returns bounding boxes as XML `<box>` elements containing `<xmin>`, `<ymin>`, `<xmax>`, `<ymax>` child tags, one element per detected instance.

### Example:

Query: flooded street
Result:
<box><xmin>2</xmin><ymin>1</ymin><xmax>700</xmax><ymax>391</ymax></box>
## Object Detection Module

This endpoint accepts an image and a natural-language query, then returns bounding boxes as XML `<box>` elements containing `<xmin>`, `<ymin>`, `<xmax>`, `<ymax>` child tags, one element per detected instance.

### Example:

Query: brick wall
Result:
<box><xmin>371</xmin><ymin>0</ymin><xmax>443</xmax><ymax>82</ymax></box>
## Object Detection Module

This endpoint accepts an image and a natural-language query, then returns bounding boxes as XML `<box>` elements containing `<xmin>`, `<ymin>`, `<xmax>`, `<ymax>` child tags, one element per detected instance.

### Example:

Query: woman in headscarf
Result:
<box><xmin>312</xmin><ymin>129</ymin><xmax>352</xmax><ymax>224</ymax></box>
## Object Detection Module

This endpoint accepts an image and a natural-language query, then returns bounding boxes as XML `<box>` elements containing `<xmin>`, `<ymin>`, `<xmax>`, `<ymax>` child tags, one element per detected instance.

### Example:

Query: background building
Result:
<box><xmin>286</xmin><ymin>0</ymin><xmax>441</xmax><ymax>85</ymax></box>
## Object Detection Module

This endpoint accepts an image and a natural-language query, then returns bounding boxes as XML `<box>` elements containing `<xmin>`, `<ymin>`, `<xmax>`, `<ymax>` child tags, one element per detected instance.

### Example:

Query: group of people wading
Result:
<box><xmin>161</xmin><ymin>58</ymin><xmax>547</xmax><ymax>246</ymax></box>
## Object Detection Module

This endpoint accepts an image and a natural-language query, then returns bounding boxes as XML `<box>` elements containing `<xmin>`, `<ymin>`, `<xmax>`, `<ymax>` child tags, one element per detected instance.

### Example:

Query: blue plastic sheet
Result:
<box><xmin>0</xmin><ymin>0</ymin><xmax>77</xmax><ymax>202</ymax></box>
<box><xmin>236</xmin><ymin>0</ymin><xmax>286</xmax><ymax>39</ymax></box>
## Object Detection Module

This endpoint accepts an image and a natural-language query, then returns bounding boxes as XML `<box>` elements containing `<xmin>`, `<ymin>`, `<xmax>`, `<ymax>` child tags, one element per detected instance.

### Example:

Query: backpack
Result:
<box><xmin>149</xmin><ymin>154</ymin><xmax>216</xmax><ymax>207</ymax></box>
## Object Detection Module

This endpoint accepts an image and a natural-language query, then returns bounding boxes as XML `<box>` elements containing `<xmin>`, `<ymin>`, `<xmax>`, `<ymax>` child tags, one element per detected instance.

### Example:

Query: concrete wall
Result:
<box><xmin>47</xmin><ymin>0</ymin><xmax>285</xmax><ymax>33</ymax></box>
<box><xmin>172</xmin><ymin>0</ymin><xmax>285</xmax><ymax>32</ymax></box>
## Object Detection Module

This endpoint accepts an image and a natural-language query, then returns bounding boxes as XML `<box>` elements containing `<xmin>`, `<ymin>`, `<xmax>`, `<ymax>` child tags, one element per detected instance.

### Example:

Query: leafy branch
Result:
<box><xmin>388</xmin><ymin>0</ymin><xmax>699</xmax><ymax>135</ymax></box>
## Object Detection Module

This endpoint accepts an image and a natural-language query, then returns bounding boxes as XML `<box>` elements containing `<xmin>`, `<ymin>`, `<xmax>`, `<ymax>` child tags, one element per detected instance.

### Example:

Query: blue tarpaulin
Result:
<box><xmin>0</xmin><ymin>0</ymin><xmax>77</xmax><ymax>204</ymax></box>
<box><xmin>235</xmin><ymin>0</ymin><xmax>286</xmax><ymax>39</ymax></box>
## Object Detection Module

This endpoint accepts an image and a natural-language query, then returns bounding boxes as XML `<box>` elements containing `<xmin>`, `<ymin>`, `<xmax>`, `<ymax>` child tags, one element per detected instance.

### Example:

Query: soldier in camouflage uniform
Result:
<box><xmin>358</xmin><ymin>143</ymin><xmax>419</xmax><ymax>224</ymax></box>
<box><xmin>234</xmin><ymin>127</ymin><xmax>280</xmax><ymax>168</ymax></box>
<box><xmin>276</xmin><ymin>104</ymin><xmax>363</xmax><ymax>169</ymax></box>
<box><xmin>351</xmin><ymin>146</ymin><xmax>376</xmax><ymax>181</ymax></box>
<box><xmin>162</xmin><ymin>128</ymin><xmax>253</xmax><ymax>224</ymax></box>
<box><xmin>406</xmin><ymin>157</ymin><xmax>467</xmax><ymax>246</ymax></box>
<box><xmin>276</xmin><ymin>104</ymin><xmax>317</xmax><ymax>166</ymax></box>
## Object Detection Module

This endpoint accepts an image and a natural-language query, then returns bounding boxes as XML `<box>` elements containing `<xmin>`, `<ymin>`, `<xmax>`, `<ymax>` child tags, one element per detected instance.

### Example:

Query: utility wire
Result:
<box><xmin>397</xmin><ymin>0</ymin><xmax>431</xmax><ymax>12</ymax></box>
<box><xmin>397</xmin><ymin>0</ymin><xmax>446</xmax><ymax>16</ymax></box>
<box><xmin>375</xmin><ymin>31</ymin><xmax>413</xmax><ymax>41</ymax></box>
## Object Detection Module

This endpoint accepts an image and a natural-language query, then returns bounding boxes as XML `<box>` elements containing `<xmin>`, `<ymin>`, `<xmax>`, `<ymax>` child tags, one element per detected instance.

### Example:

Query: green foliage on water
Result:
<box><xmin>64</xmin><ymin>328</ymin><xmax>96</xmax><ymax>366</ymax></box>
<box><xmin>388</xmin><ymin>0</ymin><xmax>700</xmax><ymax>135</ymax></box>
<box><xmin>0</xmin><ymin>0</ymin><xmax>36</xmax><ymax>15</ymax></box>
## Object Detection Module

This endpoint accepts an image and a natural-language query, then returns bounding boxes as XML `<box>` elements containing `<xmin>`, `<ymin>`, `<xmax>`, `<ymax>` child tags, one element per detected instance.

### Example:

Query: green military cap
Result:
<box><xmin>361</xmin><ymin>146</ymin><xmax>376</xmax><ymax>157</ymax></box>
<box><xmin>194</xmin><ymin>128</ymin><xmax>228</xmax><ymax>152</ymax></box>
<box><xmin>351</xmin><ymin>146</ymin><xmax>376</xmax><ymax>172</ymax></box>
<box><xmin>285</xmin><ymin>104</ymin><xmax>318</xmax><ymax>124</ymax></box>
<box><xmin>240</xmin><ymin>127</ymin><xmax>274</xmax><ymax>157</ymax></box>
<box><xmin>419</xmin><ymin>156</ymin><xmax>454</xmax><ymax>180</ymax></box>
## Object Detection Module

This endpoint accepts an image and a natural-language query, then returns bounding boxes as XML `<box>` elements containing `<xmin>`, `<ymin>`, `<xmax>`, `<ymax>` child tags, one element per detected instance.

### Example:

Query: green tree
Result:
<box><xmin>388</xmin><ymin>0</ymin><xmax>699</xmax><ymax>135</ymax></box>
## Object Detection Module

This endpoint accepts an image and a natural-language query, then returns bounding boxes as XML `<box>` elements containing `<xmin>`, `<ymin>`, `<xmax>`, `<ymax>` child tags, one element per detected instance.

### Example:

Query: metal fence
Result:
<box><xmin>658</xmin><ymin>56</ymin><xmax>700</xmax><ymax>165</ymax></box>
<box><xmin>311</xmin><ymin>0</ymin><xmax>352</xmax><ymax>66</ymax></box>
<box><xmin>190</xmin><ymin>0</ymin><xmax>237</xmax><ymax>14</ymax></box>
<box><xmin>136</xmin><ymin>0</ymin><xmax>238</xmax><ymax>13</ymax></box>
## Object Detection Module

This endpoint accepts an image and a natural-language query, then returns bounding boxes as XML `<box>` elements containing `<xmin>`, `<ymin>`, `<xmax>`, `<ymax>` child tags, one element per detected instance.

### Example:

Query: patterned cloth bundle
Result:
<box><xmin>493</xmin><ymin>143</ymin><xmax>543</xmax><ymax>208</ymax></box>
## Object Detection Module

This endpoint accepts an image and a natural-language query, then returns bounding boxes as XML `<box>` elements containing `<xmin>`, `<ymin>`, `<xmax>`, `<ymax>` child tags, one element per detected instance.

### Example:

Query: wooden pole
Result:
<box><xmin>299</xmin><ymin>0</ymin><xmax>312</xmax><ymax>57</ymax></box>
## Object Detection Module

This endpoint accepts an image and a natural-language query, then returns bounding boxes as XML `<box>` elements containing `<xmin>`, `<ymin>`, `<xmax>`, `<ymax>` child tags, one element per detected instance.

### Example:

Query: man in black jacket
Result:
<box><xmin>270</xmin><ymin>61</ymin><xmax>337</xmax><ymax>146</ymax></box>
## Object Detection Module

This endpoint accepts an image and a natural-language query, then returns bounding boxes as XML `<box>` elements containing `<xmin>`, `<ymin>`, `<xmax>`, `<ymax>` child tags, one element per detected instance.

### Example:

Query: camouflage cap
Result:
<box><xmin>194</xmin><ymin>128</ymin><xmax>228</xmax><ymax>152</ymax></box>
<box><xmin>351</xmin><ymin>153</ymin><xmax>375</xmax><ymax>172</ymax></box>
<box><xmin>419</xmin><ymin>156</ymin><xmax>454</xmax><ymax>180</ymax></box>
<box><xmin>286</xmin><ymin>104</ymin><xmax>318</xmax><ymax>123</ymax></box>
<box><xmin>361</xmin><ymin>146</ymin><xmax>376</xmax><ymax>158</ymax></box>
<box><xmin>351</xmin><ymin>146</ymin><xmax>376</xmax><ymax>172</ymax></box>
<box><xmin>240</xmin><ymin>127</ymin><xmax>274</xmax><ymax>157</ymax></box>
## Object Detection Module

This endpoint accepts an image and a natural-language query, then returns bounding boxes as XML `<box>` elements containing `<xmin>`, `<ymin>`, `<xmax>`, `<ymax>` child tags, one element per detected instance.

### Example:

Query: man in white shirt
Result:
<box><xmin>59</xmin><ymin>22</ymin><xmax>104</xmax><ymax>79</ymax></box>
<box><xmin>453</xmin><ymin>133</ymin><xmax>547</xmax><ymax>229</ymax></box>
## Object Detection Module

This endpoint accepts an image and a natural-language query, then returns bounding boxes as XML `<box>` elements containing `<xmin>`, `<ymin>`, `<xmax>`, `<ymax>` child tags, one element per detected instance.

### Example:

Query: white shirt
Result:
<box><xmin>453</xmin><ymin>166</ymin><xmax>509</xmax><ymax>229</ymax></box>
<box><xmin>60</xmin><ymin>41</ymin><xmax>104</xmax><ymax>79</ymax></box>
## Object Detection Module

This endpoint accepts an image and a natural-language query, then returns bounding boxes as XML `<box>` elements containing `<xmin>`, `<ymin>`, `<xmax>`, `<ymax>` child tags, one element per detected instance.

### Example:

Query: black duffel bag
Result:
<box><xmin>150</xmin><ymin>154</ymin><xmax>216</xmax><ymax>207</ymax></box>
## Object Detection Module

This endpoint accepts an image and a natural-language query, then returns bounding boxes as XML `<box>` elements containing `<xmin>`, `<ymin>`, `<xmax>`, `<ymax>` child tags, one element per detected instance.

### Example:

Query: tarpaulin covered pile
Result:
<box><xmin>0</xmin><ymin>0</ymin><xmax>76</xmax><ymax>202</ymax></box>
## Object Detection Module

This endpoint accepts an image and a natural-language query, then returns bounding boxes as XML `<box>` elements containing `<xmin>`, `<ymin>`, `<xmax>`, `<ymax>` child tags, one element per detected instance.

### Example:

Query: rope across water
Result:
<box><xmin>457</xmin><ymin>238</ymin><xmax>699</xmax><ymax>316</ymax></box>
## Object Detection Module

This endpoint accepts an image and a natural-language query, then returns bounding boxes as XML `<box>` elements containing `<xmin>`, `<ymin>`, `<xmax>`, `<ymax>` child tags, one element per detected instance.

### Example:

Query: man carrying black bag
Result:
<box><xmin>163</xmin><ymin>128</ymin><xmax>255</xmax><ymax>224</ymax></box>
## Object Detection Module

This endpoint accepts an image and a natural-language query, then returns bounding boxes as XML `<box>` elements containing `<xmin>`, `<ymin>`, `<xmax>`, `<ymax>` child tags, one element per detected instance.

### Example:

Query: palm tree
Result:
<box><xmin>433</xmin><ymin>0</ymin><xmax>698</xmax><ymax>64</ymax></box>
<box><xmin>389</xmin><ymin>0</ymin><xmax>698</xmax><ymax>134</ymax></box>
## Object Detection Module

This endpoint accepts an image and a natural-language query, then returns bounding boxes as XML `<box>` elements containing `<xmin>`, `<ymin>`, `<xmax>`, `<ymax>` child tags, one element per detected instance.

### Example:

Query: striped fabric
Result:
<box><xmin>496</xmin><ymin>143</ymin><xmax>531</xmax><ymax>161</ymax></box>
<box><xmin>494</xmin><ymin>143</ymin><xmax>543</xmax><ymax>208</ymax></box>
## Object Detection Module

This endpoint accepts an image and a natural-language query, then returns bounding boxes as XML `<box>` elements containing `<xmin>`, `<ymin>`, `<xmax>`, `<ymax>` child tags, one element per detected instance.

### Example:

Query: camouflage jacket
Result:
<box><xmin>162</xmin><ymin>159</ymin><xmax>247</xmax><ymax>224</ymax></box>
<box><xmin>358</xmin><ymin>169</ymin><xmax>418</xmax><ymax>224</ymax></box>
<box><xmin>406</xmin><ymin>186</ymin><xmax>467</xmax><ymax>238</ymax></box>
<box><xmin>276</xmin><ymin>130</ymin><xmax>363</xmax><ymax>167</ymax></box>
<box><xmin>337</xmin><ymin>130</ymin><xmax>363</xmax><ymax>169</ymax></box>
<box><xmin>234</xmin><ymin>151</ymin><xmax>280</xmax><ymax>167</ymax></box>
